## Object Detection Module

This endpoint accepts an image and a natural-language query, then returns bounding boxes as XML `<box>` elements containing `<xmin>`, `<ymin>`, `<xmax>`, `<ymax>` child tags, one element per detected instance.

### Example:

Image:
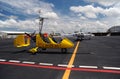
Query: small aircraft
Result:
<box><xmin>14</xmin><ymin>14</ymin><xmax>74</xmax><ymax>54</ymax></box>
<box><xmin>62</xmin><ymin>31</ymin><xmax>93</xmax><ymax>41</ymax></box>
<box><xmin>73</xmin><ymin>32</ymin><xmax>93</xmax><ymax>41</ymax></box>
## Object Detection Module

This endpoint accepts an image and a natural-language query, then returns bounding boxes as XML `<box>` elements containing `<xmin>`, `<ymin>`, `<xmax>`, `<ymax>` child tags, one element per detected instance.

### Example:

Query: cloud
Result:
<box><xmin>0</xmin><ymin>0</ymin><xmax>120</xmax><ymax>33</ymax></box>
<box><xmin>0</xmin><ymin>13</ymin><xmax>5</xmax><ymax>16</ymax></box>
<box><xmin>71</xmin><ymin>1</ymin><xmax>120</xmax><ymax>19</ymax></box>
<box><xmin>0</xmin><ymin>0</ymin><xmax>55</xmax><ymax>16</ymax></box>
<box><xmin>70</xmin><ymin>4</ymin><xmax>120</xmax><ymax>32</ymax></box>
<box><xmin>0</xmin><ymin>19</ymin><xmax>17</xmax><ymax>28</ymax></box>
<box><xmin>0</xmin><ymin>0</ymin><xmax>59</xmax><ymax>19</ymax></box>
<box><xmin>0</xmin><ymin>18</ymin><xmax>39</xmax><ymax>31</ymax></box>
<box><xmin>103</xmin><ymin>7</ymin><xmax>120</xmax><ymax>17</ymax></box>
<box><xmin>69</xmin><ymin>20</ymin><xmax>109</xmax><ymax>32</ymax></box>
<box><xmin>84</xmin><ymin>0</ymin><xmax>120</xmax><ymax>7</ymax></box>
<box><xmin>0</xmin><ymin>0</ymin><xmax>59</xmax><ymax>32</ymax></box>
<box><xmin>70</xmin><ymin>4</ymin><xmax>120</xmax><ymax>20</ymax></box>
<box><xmin>70</xmin><ymin>5</ymin><xmax>103</xmax><ymax>18</ymax></box>
<box><xmin>40</xmin><ymin>12</ymin><xmax>59</xmax><ymax>19</ymax></box>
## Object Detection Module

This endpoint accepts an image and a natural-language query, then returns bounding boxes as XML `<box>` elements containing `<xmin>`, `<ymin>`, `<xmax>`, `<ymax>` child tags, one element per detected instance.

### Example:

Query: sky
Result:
<box><xmin>0</xmin><ymin>0</ymin><xmax>120</xmax><ymax>33</ymax></box>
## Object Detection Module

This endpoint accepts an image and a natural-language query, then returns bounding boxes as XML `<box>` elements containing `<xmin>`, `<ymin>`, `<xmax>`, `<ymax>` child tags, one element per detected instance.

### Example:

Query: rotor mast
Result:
<box><xmin>39</xmin><ymin>17</ymin><xmax>44</xmax><ymax>34</ymax></box>
<box><xmin>38</xmin><ymin>10</ymin><xmax>44</xmax><ymax>34</ymax></box>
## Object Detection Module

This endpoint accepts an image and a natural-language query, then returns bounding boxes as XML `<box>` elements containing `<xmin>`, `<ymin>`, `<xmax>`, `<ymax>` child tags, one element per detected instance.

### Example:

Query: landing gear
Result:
<box><xmin>29</xmin><ymin>47</ymin><xmax>38</xmax><ymax>54</ymax></box>
<box><xmin>61</xmin><ymin>48</ymin><xmax>67</xmax><ymax>53</ymax></box>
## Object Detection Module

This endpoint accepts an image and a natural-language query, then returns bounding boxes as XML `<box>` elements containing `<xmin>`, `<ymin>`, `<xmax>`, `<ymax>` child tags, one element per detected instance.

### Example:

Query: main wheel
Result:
<box><xmin>61</xmin><ymin>48</ymin><xmax>67</xmax><ymax>53</ymax></box>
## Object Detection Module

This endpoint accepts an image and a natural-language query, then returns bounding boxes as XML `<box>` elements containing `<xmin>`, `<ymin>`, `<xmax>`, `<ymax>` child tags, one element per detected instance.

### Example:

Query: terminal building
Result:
<box><xmin>0</xmin><ymin>31</ymin><xmax>28</xmax><ymax>39</ymax></box>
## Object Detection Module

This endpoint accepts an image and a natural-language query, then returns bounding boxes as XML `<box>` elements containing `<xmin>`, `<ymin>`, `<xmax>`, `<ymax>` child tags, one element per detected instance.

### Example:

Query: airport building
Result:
<box><xmin>0</xmin><ymin>31</ymin><xmax>27</xmax><ymax>39</ymax></box>
<box><xmin>107</xmin><ymin>26</ymin><xmax>120</xmax><ymax>36</ymax></box>
<box><xmin>108</xmin><ymin>26</ymin><xmax>120</xmax><ymax>33</ymax></box>
<box><xmin>92</xmin><ymin>26</ymin><xmax>120</xmax><ymax>36</ymax></box>
<box><xmin>0</xmin><ymin>31</ymin><xmax>7</xmax><ymax>39</ymax></box>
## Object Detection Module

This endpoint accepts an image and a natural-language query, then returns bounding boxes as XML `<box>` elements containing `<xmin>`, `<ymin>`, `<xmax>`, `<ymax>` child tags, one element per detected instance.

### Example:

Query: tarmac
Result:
<box><xmin>0</xmin><ymin>36</ymin><xmax>120</xmax><ymax>79</ymax></box>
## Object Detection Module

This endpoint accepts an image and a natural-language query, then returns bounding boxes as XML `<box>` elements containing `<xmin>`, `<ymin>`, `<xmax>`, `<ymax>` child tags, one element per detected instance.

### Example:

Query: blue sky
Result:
<box><xmin>43</xmin><ymin>0</ymin><xmax>89</xmax><ymax>14</ymax></box>
<box><xmin>0</xmin><ymin>0</ymin><xmax>120</xmax><ymax>33</ymax></box>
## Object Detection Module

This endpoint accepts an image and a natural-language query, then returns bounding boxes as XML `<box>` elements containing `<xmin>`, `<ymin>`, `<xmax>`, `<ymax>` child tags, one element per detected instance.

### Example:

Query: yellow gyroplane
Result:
<box><xmin>14</xmin><ymin>16</ymin><xmax>74</xmax><ymax>54</ymax></box>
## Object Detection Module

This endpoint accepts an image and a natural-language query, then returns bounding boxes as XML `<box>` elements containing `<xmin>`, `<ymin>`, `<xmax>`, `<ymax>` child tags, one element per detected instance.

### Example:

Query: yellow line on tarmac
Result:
<box><xmin>62</xmin><ymin>41</ymin><xmax>80</xmax><ymax>79</ymax></box>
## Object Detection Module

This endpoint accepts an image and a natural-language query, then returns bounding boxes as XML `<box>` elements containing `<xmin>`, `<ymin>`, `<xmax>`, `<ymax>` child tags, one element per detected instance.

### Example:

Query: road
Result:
<box><xmin>0</xmin><ymin>36</ymin><xmax>120</xmax><ymax>79</ymax></box>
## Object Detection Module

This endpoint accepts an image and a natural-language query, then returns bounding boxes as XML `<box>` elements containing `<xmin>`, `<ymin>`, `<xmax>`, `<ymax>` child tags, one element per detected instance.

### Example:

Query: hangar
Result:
<box><xmin>0</xmin><ymin>31</ymin><xmax>29</xmax><ymax>39</ymax></box>
<box><xmin>92</xmin><ymin>26</ymin><xmax>120</xmax><ymax>36</ymax></box>
<box><xmin>107</xmin><ymin>26</ymin><xmax>120</xmax><ymax>36</ymax></box>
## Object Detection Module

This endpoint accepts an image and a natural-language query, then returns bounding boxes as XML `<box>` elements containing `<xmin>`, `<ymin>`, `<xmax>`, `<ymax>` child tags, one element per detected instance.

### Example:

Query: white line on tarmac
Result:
<box><xmin>1</xmin><ymin>58</ymin><xmax>120</xmax><ymax>71</ymax></box>
<box><xmin>58</xmin><ymin>64</ymin><xmax>74</xmax><ymax>67</ymax></box>
<box><xmin>39</xmin><ymin>63</ymin><xmax>53</xmax><ymax>66</ymax></box>
<box><xmin>22</xmin><ymin>61</ymin><xmax>35</xmax><ymax>64</ymax></box>
<box><xmin>0</xmin><ymin>59</ymin><xmax>6</xmax><ymax>62</ymax></box>
<box><xmin>79</xmin><ymin>65</ymin><xmax>98</xmax><ymax>68</ymax></box>
<box><xmin>9</xmin><ymin>60</ymin><xmax>20</xmax><ymax>63</ymax></box>
<box><xmin>103</xmin><ymin>66</ymin><xmax>120</xmax><ymax>70</ymax></box>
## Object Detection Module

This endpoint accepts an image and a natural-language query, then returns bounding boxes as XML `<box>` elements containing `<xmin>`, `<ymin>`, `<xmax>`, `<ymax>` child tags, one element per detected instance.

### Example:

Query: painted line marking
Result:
<box><xmin>103</xmin><ymin>66</ymin><xmax>120</xmax><ymax>70</ymax></box>
<box><xmin>0</xmin><ymin>59</ymin><xmax>6</xmax><ymax>62</ymax></box>
<box><xmin>39</xmin><ymin>63</ymin><xmax>53</xmax><ymax>66</ymax></box>
<box><xmin>1</xmin><ymin>61</ymin><xmax>120</xmax><ymax>74</ymax></box>
<box><xmin>62</xmin><ymin>41</ymin><xmax>80</xmax><ymax>79</ymax></box>
<box><xmin>58</xmin><ymin>64</ymin><xmax>74</xmax><ymax>67</ymax></box>
<box><xmin>9</xmin><ymin>60</ymin><xmax>20</xmax><ymax>63</ymax></box>
<box><xmin>22</xmin><ymin>61</ymin><xmax>35</xmax><ymax>64</ymax></box>
<box><xmin>79</xmin><ymin>65</ymin><xmax>98</xmax><ymax>69</ymax></box>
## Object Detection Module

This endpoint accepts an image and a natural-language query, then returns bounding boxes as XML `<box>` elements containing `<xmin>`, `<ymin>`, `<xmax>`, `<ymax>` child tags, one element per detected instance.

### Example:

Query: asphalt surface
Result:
<box><xmin>0</xmin><ymin>36</ymin><xmax>120</xmax><ymax>79</ymax></box>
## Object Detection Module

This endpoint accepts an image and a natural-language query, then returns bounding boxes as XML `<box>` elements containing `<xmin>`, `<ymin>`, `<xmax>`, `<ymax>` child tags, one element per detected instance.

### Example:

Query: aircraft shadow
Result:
<box><xmin>37</xmin><ymin>50</ymin><xmax>72</xmax><ymax>55</ymax></box>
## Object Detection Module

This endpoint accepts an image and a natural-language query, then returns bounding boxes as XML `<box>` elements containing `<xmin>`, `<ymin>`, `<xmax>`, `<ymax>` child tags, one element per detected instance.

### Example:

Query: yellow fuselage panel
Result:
<box><xmin>36</xmin><ymin>34</ymin><xmax>74</xmax><ymax>48</ymax></box>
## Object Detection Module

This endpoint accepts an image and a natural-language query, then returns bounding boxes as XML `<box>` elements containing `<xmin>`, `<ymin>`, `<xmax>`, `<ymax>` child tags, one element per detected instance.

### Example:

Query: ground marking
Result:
<box><xmin>39</xmin><ymin>63</ymin><xmax>53</xmax><ymax>66</ymax></box>
<box><xmin>0</xmin><ymin>60</ymin><xmax>120</xmax><ymax>74</ymax></box>
<box><xmin>103</xmin><ymin>66</ymin><xmax>120</xmax><ymax>70</ymax></box>
<box><xmin>9</xmin><ymin>60</ymin><xmax>20</xmax><ymax>63</ymax></box>
<box><xmin>62</xmin><ymin>41</ymin><xmax>80</xmax><ymax>79</ymax></box>
<box><xmin>0</xmin><ymin>59</ymin><xmax>6</xmax><ymax>62</ymax></box>
<box><xmin>79</xmin><ymin>65</ymin><xmax>98</xmax><ymax>69</ymax></box>
<box><xmin>58</xmin><ymin>64</ymin><xmax>74</xmax><ymax>67</ymax></box>
<box><xmin>22</xmin><ymin>61</ymin><xmax>35</xmax><ymax>64</ymax></box>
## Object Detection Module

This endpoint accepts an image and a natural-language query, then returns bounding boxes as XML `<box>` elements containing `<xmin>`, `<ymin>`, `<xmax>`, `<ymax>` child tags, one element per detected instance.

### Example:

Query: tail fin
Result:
<box><xmin>14</xmin><ymin>35</ymin><xmax>30</xmax><ymax>47</ymax></box>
